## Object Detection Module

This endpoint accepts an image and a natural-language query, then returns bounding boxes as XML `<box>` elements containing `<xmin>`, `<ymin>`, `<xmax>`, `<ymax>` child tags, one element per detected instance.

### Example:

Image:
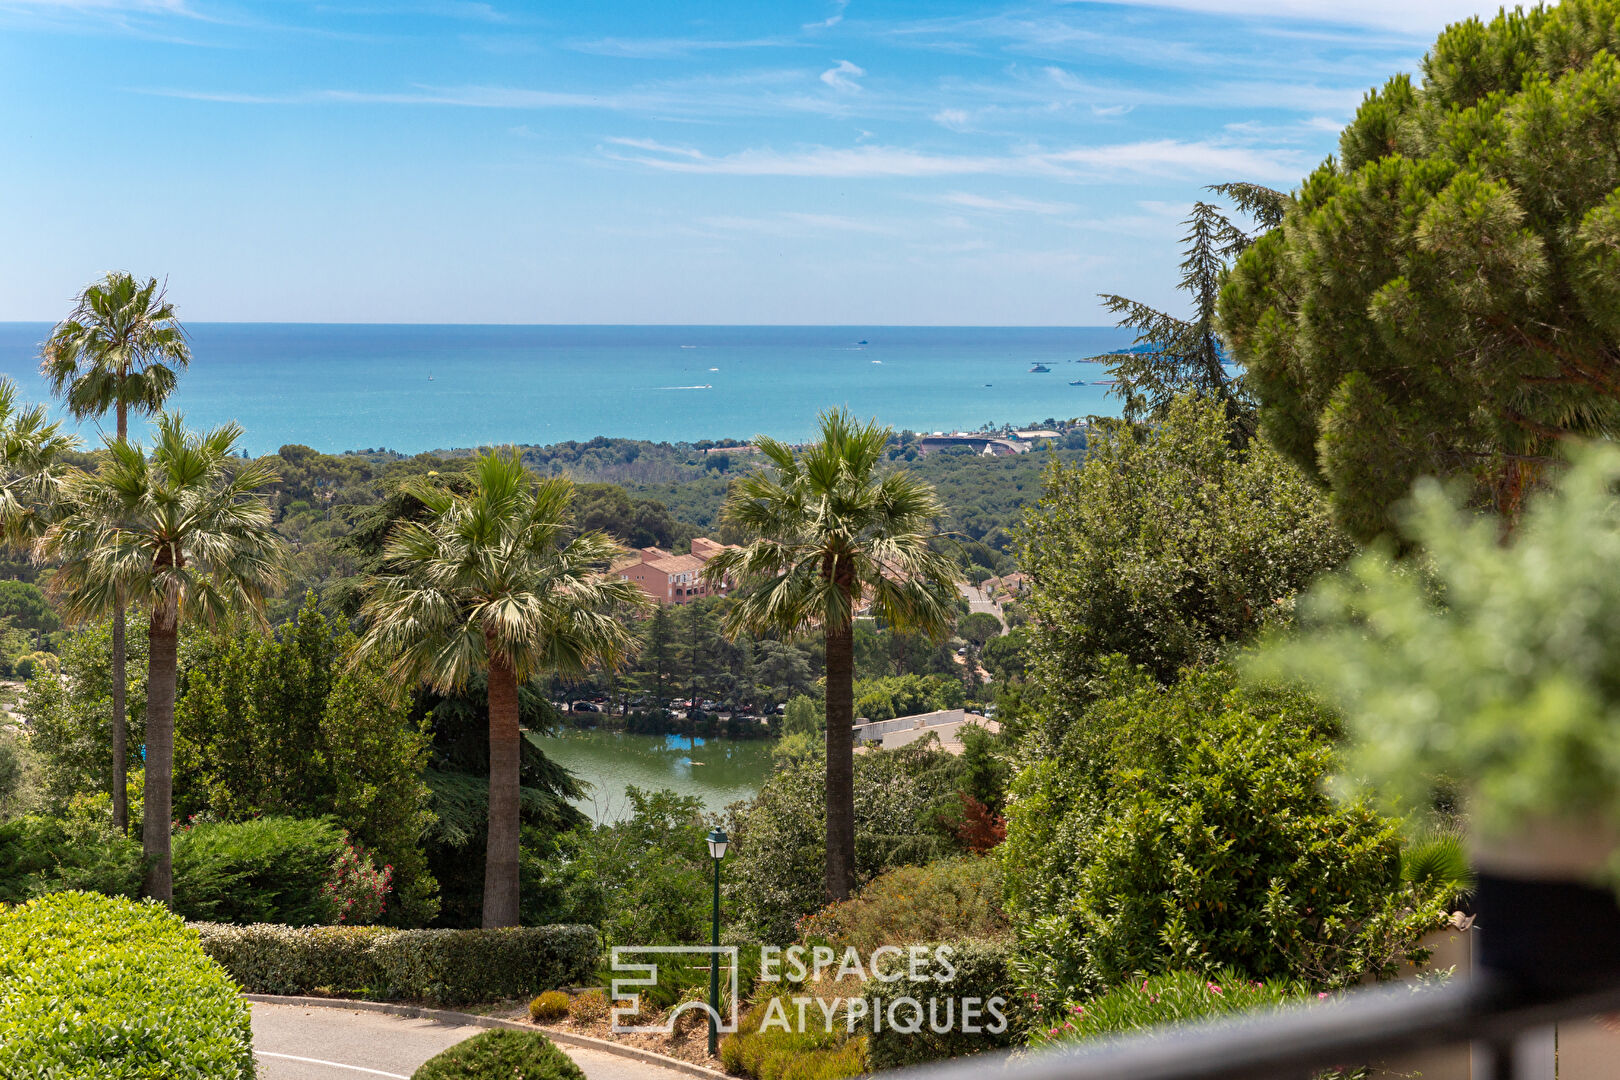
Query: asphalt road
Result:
<box><xmin>251</xmin><ymin>1002</ymin><xmax>692</xmax><ymax>1080</ymax></box>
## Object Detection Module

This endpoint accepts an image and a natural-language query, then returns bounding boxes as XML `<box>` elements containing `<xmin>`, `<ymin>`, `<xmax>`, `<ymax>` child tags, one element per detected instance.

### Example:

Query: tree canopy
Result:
<box><xmin>1220</xmin><ymin>0</ymin><xmax>1620</xmax><ymax>539</ymax></box>
<box><xmin>1019</xmin><ymin>394</ymin><xmax>1351</xmax><ymax>734</ymax></box>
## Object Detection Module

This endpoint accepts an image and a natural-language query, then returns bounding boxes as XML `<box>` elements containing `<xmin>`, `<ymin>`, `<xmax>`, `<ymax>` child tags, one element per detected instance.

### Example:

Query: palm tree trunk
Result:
<box><xmin>111</xmin><ymin>611</ymin><xmax>127</xmax><ymax>832</ymax></box>
<box><xmin>484</xmin><ymin>646</ymin><xmax>523</xmax><ymax>928</ymax></box>
<box><xmin>111</xmin><ymin>401</ymin><xmax>128</xmax><ymax>834</ymax></box>
<box><xmin>142</xmin><ymin>605</ymin><xmax>178</xmax><ymax>906</ymax></box>
<box><xmin>823</xmin><ymin>608</ymin><xmax>856</xmax><ymax>903</ymax></box>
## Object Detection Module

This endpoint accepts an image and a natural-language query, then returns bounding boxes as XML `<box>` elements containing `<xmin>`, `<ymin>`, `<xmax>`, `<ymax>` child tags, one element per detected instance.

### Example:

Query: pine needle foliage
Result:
<box><xmin>1221</xmin><ymin>0</ymin><xmax>1620</xmax><ymax>539</ymax></box>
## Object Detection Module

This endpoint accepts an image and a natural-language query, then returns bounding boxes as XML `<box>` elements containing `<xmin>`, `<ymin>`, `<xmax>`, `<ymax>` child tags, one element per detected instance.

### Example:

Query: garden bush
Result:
<box><xmin>171</xmin><ymin>816</ymin><xmax>348</xmax><ymax>925</ymax></box>
<box><xmin>797</xmin><ymin>857</ymin><xmax>1006</xmax><ymax>951</ymax></box>
<box><xmin>720</xmin><ymin>997</ymin><xmax>866</xmax><ymax>1080</ymax></box>
<box><xmin>728</xmin><ymin>743</ymin><xmax>967</xmax><ymax>944</ymax></box>
<box><xmin>0</xmin><ymin>812</ymin><xmax>141</xmax><ymax>904</ymax></box>
<box><xmin>0</xmin><ymin>811</ymin><xmax>379</xmax><ymax>928</ymax></box>
<box><xmin>523</xmin><ymin>787</ymin><xmax>714</xmax><ymax>947</ymax></box>
<box><xmin>568</xmin><ymin>989</ymin><xmax>609</xmax><ymax>1022</ymax></box>
<box><xmin>529</xmin><ymin>990</ymin><xmax>571</xmax><ymax>1022</ymax></box>
<box><xmin>1031</xmin><ymin>968</ymin><xmax>1315</xmax><ymax>1046</ymax></box>
<box><xmin>1002</xmin><ymin>662</ymin><xmax>1447</xmax><ymax>999</ymax></box>
<box><xmin>0</xmin><ymin>891</ymin><xmax>255</xmax><ymax>1079</ymax></box>
<box><xmin>195</xmin><ymin>921</ymin><xmax>600</xmax><ymax>1005</ymax></box>
<box><xmin>861</xmin><ymin>939</ymin><xmax>1027</xmax><ymax>1070</ymax></box>
<box><xmin>412</xmin><ymin>1029</ymin><xmax>584</xmax><ymax>1080</ymax></box>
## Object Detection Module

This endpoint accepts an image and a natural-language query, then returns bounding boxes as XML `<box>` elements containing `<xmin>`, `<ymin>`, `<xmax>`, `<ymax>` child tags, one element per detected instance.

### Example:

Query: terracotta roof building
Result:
<box><xmin>616</xmin><ymin>537</ymin><xmax>740</xmax><ymax>606</ymax></box>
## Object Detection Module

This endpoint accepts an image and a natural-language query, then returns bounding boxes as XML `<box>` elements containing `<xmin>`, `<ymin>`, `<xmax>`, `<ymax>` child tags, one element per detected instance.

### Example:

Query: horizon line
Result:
<box><xmin>0</xmin><ymin>320</ymin><xmax>1119</xmax><ymax>330</ymax></box>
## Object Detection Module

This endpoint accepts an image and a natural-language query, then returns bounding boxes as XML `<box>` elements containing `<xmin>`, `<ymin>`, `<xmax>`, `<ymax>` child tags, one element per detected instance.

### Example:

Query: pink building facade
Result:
<box><xmin>617</xmin><ymin>537</ymin><xmax>738</xmax><ymax>606</ymax></box>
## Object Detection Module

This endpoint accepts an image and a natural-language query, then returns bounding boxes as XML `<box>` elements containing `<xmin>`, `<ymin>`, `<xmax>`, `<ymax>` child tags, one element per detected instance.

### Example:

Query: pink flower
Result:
<box><xmin>1316</xmin><ymin>992</ymin><xmax>1329</xmax><ymax>1000</ymax></box>
<box><xmin>1140</xmin><ymin>979</ymin><xmax>1149</xmax><ymax>992</ymax></box>
<box><xmin>1070</xmin><ymin>1005</ymin><xmax>1085</xmax><ymax>1016</ymax></box>
<box><xmin>1207</xmin><ymin>982</ymin><xmax>1223</xmax><ymax>995</ymax></box>
<box><xmin>1048</xmin><ymin>1028</ymin><xmax>1060</xmax><ymax>1037</ymax></box>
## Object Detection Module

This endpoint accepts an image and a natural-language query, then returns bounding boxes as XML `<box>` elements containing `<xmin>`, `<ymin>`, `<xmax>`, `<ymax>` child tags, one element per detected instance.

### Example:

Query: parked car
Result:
<box><xmin>570</xmin><ymin>701</ymin><xmax>601</xmax><ymax>713</ymax></box>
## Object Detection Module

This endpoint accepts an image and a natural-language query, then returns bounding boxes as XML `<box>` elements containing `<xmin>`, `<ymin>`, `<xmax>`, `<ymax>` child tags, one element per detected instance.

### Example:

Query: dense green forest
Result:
<box><xmin>237</xmin><ymin>427</ymin><xmax>1084</xmax><ymax>621</ymax></box>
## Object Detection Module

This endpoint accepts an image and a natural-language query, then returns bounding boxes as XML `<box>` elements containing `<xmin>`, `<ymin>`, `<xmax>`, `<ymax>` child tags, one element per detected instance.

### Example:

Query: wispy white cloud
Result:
<box><xmin>804</xmin><ymin>0</ymin><xmax>847</xmax><ymax>30</ymax></box>
<box><xmin>606</xmin><ymin>138</ymin><xmax>1307</xmax><ymax>182</ymax></box>
<box><xmin>136</xmin><ymin>69</ymin><xmax>866</xmax><ymax>118</ymax></box>
<box><xmin>932</xmin><ymin>107</ymin><xmax>972</xmax><ymax>132</ymax></box>
<box><xmin>603</xmin><ymin>136</ymin><xmax>705</xmax><ymax>159</ymax></box>
<box><xmin>1067</xmin><ymin>0</ymin><xmax>1498</xmax><ymax>35</ymax></box>
<box><xmin>700</xmin><ymin>211</ymin><xmax>896</xmax><ymax>237</ymax></box>
<box><xmin>819</xmin><ymin>59</ymin><xmax>865</xmax><ymax>92</ymax></box>
<box><xmin>930</xmin><ymin>191</ymin><xmax>1077</xmax><ymax>215</ymax></box>
<box><xmin>606</xmin><ymin>143</ymin><xmax>1010</xmax><ymax>179</ymax></box>
<box><xmin>0</xmin><ymin>0</ymin><xmax>191</xmax><ymax>11</ymax></box>
<box><xmin>568</xmin><ymin>36</ymin><xmax>797</xmax><ymax>59</ymax></box>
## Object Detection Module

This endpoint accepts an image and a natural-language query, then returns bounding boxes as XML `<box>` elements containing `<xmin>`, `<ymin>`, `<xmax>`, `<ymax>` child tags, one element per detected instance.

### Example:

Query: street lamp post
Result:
<box><xmin>706</xmin><ymin>827</ymin><xmax>729</xmax><ymax>1057</ymax></box>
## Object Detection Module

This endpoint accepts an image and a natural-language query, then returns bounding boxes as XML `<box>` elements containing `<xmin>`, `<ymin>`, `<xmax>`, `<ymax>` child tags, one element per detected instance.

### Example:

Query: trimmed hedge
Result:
<box><xmin>0</xmin><ymin>891</ymin><xmax>256</xmax><ymax>1079</ymax></box>
<box><xmin>412</xmin><ymin>1029</ymin><xmax>584</xmax><ymax>1080</ymax></box>
<box><xmin>195</xmin><ymin>921</ymin><xmax>600</xmax><ymax>1005</ymax></box>
<box><xmin>862</xmin><ymin>940</ymin><xmax>1029</xmax><ymax>1070</ymax></box>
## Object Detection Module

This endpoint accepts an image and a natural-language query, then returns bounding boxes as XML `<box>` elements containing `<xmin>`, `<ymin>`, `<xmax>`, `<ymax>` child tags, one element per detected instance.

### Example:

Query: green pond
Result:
<box><xmin>527</xmin><ymin>728</ymin><xmax>776</xmax><ymax>823</ymax></box>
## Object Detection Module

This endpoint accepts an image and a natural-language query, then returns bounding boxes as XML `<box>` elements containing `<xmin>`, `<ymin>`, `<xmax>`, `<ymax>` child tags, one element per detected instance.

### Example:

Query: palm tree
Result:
<box><xmin>357</xmin><ymin>451</ymin><xmax>646</xmax><ymax>927</ymax></box>
<box><xmin>39</xmin><ymin>416</ymin><xmax>285</xmax><ymax>905</ymax></box>
<box><xmin>704</xmin><ymin>409</ymin><xmax>959</xmax><ymax>901</ymax></box>
<box><xmin>0</xmin><ymin>379</ymin><xmax>78</xmax><ymax>549</ymax></box>
<box><xmin>41</xmin><ymin>272</ymin><xmax>191</xmax><ymax>833</ymax></box>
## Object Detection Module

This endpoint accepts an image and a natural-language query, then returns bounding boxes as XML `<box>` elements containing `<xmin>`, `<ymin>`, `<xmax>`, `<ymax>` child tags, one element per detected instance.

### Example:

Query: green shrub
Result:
<box><xmin>195</xmin><ymin>921</ymin><xmax>600</xmax><ymax>1005</ymax></box>
<box><xmin>797</xmin><ymin>857</ymin><xmax>1006</xmax><ymax>951</ymax></box>
<box><xmin>412</xmin><ymin>1029</ymin><xmax>584</xmax><ymax>1080</ymax></box>
<box><xmin>524</xmin><ymin>787</ymin><xmax>713</xmax><ymax>948</ymax></box>
<box><xmin>729</xmin><ymin>743</ymin><xmax>966</xmax><ymax>944</ymax></box>
<box><xmin>1018</xmin><ymin>394</ymin><xmax>1352</xmax><ymax>718</ymax></box>
<box><xmin>569</xmin><ymin>989</ymin><xmax>609</xmax><ymax>1022</ymax></box>
<box><xmin>529</xmin><ymin>990</ymin><xmax>571</xmax><ymax>1022</ymax></box>
<box><xmin>0</xmin><ymin>891</ymin><xmax>255</xmax><ymax>1079</ymax></box>
<box><xmin>720</xmin><ymin>997</ymin><xmax>865</xmax><ymax>1080</ymax></box>
<box><xmin>172</xmin><ymin>816</ymin><xmax>347</xmax><ymax>925</ymax></box>
<box><xmin>1002</xmin><ymin>663</ymin><xmax>1447</xmax><ymax>999</ymax></box>
<box><xmin>1253</xmin><ymin>446</ymin><xmax>1620</xmax><ymax>890</ymax></box>
<box><xmin>861</xmin><ymin>939</ymin><xmax>1027</xmax><ymax>1070</ymax></box>
<box><xmin>0</xmin><ymin>812</ymin><xmax>370</xmax><ymax>928</ymax></box>
<box><xmin>1033</xmin><ymin>968</ymin><xmax>1315</xmax><ymax>1045</ymax></box>
<box><xmin>0</xmin><ymin>813</ymin><xmax>141</xmax><ymax>904</ymax></box>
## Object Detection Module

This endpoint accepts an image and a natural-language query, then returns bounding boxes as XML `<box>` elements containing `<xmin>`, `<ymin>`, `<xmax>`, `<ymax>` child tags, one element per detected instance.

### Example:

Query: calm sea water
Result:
<box><xmin>0</xmin><ymin>324</ymin><xmax>1130</xmax><ymax>455</ymax></box>
<box><xmin>530</xmin><ymin>729</ymin><xmax>775</xmax><ymax>824</ymax></box>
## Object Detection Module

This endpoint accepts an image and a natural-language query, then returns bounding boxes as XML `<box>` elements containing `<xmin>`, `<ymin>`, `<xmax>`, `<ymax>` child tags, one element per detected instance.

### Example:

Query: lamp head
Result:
<box><xmin>706</xmin><ymin>827</ymin><xmax>729</xmax><ymax>860</ymax></box>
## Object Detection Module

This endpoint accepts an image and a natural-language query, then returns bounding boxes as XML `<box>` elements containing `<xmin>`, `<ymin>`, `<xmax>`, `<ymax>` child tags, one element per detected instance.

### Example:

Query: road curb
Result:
<box><xmin>245</xmin><ymin>994</ymin><xmax>731</xmax><ymax>1080</ymax></box>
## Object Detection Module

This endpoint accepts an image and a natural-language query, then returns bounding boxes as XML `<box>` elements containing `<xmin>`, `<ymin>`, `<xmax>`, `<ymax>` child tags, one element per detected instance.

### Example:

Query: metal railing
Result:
<box><xmin>899</xmin><ymin>978</ymin><xmax>1620</xmax><ymax>1080</ymax></box>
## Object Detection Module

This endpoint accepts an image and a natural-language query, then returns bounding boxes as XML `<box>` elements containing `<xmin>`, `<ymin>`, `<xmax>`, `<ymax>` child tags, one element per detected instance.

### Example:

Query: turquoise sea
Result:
<box><xmin>0</xmin><ymin>324</ymin><xmax>1131</xmax><ymax>455</ymax></box>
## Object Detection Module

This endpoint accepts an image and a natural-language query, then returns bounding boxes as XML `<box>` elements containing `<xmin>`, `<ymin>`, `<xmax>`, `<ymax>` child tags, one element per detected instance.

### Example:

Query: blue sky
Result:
<box><xmin>0</xmin><ymin>0</ymin><xmax>1503</xmax><ymax>324</ymax></box>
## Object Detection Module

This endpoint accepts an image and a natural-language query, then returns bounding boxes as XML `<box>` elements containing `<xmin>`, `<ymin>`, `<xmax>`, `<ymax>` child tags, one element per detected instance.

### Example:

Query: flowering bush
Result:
<box><xmin>323</xmin><ymin>836</ymin><xmax>393</xmax><ymax>925</ymax></box>
<box><xmin>1030</xmin><ymin>968</ymin><xmax>1317</xmax><ymax>1045</ymax></box>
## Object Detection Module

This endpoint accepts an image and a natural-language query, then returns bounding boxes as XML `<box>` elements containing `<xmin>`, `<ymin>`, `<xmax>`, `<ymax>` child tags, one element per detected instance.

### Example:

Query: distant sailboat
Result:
<box><xmin>428</xmin><ymin>374</ymin><xmax>435</xmax><ymax>381</ymax></box>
